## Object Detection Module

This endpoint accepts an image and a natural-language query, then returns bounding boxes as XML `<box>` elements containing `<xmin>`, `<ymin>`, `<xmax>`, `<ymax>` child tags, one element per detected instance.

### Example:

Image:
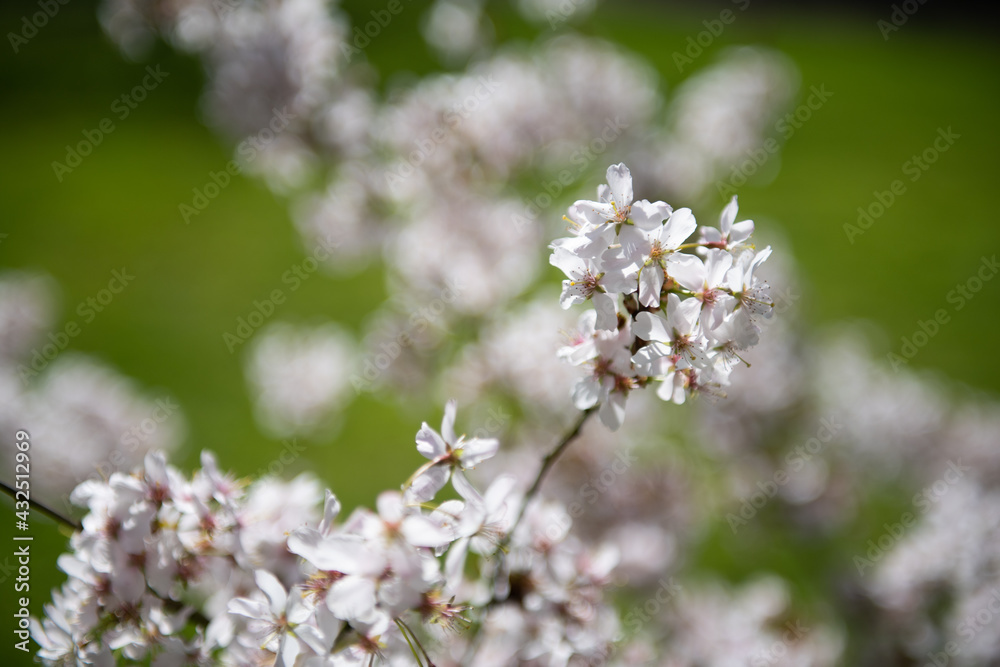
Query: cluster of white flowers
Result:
<box><xmin>551</xmin><ymin>163</ymin><xmax>773</xmax><ymax>430</ymax></box>
<box><xmin>33</xmin><ymin>401</ymin><xmax>626</xmax><ymax>665</ymax></box>
<box><xmin>245</xmin><ymin>322</ymin><xmax>357</xmax><ymax>438</ymax></box>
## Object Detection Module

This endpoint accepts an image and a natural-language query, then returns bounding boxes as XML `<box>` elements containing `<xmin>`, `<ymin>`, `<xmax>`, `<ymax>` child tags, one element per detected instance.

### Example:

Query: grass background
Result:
<box><xmin>0</xmin><ymin>0</ymin><xmax>997</xmax><ymax>662</ymax></box>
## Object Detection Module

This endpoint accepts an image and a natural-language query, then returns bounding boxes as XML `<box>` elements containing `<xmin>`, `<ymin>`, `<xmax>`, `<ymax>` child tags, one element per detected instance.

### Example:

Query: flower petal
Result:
<box><xmin>415</xmin><ymin>424</ymin><xmax>447</xmax><ymax>460</ymax></box>
<box><xmin>326</xmin><ymin>576</ymin><xmax>377</xmax><ymax>621</ymax></box>
<box><xmin>255</xmin><ymin>569</ymin><xmax>287</xmax><ymax>616</ymax></box>
<box><xmin>633</xmin><ymin>311</ymin><xmax>671</xmax><ymax>343</ymax></box>
<box><xmin>598</xmin><ymin>391</ymin><xmax>627</xmax><ymax>431</ymax></box>
<box><xmin>661</xmin><ymin>208</ymin><xmax>697</xmax><ymax>249</ymax></box>
<box><xmin>572</xmin><ymin>376</ymin><xmax>601</xmax><ymax>410</ymax></box>
<box><xmin>605</xmin><ymin>163</ymin><xmax>633</xmax><ymax>210</ymax></box>
<box><xmin>667</xmin><ymin>253</ymin><xmax>705</xmax><ymax>292</ymax></box>
<box><xmin>638</xmin><ymin>264</ymin><xmax>664</xmax><ymax>308</ymax></box>
<box><xmin>459</xmin><ymin>437</ymin><xmax>499</xmax><ymax>469</ymax></box>
<box><xmin>592</xmin><ymin>292</ymin><xmax>618</xmax><ymax>331</ymax></box>
<box><xmin>405</xmin><ymin>464</ymin><xmax>450</xmax><ymax>504</ymax></box>
<box><xmin>441</xmin><ymin>399</ymin><xmax>457</xmax><ymax>444</ymax></box>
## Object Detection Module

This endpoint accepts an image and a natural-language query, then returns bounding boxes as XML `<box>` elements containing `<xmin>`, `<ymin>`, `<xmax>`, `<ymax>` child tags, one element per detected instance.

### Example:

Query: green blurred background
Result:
<box><xmin>0</xmin><ymin>0</ymin><xmax>997</xmax><ymax>661</ymax></box>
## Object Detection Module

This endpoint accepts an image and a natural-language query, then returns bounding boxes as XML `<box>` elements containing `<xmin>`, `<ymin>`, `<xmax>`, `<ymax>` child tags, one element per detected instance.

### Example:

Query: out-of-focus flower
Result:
<box><xmin>245</xmin><ymin>322</ymin><xmax>356</xmax><ymax>438</ymax></box>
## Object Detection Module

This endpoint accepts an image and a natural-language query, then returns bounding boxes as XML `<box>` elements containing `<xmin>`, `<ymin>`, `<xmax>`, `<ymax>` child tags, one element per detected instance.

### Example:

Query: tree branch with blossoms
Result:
<box><xmin>26</xmin><ymin>163</ymin><xmax>775</xmax><ymax>666</ymax></box>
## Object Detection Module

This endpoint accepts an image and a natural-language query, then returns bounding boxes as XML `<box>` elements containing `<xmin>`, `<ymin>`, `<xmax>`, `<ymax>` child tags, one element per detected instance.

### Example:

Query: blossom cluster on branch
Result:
<box><xmin>31</xmin><ymin>410</ymin><xmax>619</xmax><ymax>666</ymax></box>
<box><xmin>551</xmin><ymin>163</ymin><xmax>773</xmax><ymax>430</ymax></box>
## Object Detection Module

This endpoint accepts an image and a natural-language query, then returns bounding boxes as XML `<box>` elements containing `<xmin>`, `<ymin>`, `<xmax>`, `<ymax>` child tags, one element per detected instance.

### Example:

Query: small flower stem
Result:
<box><xmin>396</xmin><ymin>618</ymin><xmax>436</xmax><ymax>667</ymax></box>
<box><xmin>0</xmin><ymin>479</ymin><xmax>81</xmax><ymax>531</ymax></box>
<box><xmin>395</xmin><ymin>619</ymin><xmax>425</xmax><ymax>666</ymax></box>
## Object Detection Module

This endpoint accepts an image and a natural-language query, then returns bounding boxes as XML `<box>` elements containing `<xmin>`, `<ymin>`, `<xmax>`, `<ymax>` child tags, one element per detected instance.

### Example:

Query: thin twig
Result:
<box><xmin>0</xmin><ymin>479</ymin><xmax>81</xmax><ymax>531</ymax></box>
<box><xmin>505</xmin><ymin>407</ymin><xmax>595</xmax><ymax>541</ymax></box>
